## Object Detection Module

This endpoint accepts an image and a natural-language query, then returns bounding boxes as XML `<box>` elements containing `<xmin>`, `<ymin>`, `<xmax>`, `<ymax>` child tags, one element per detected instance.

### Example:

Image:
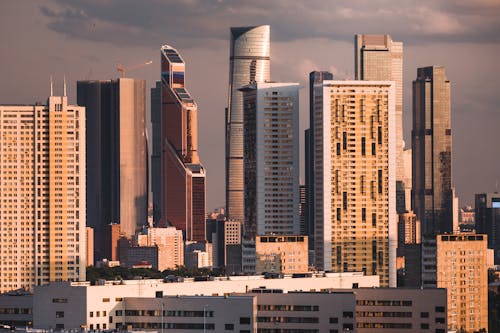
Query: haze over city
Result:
<box><xmin>1</xmin><ymin>1</ymin><xmax>499</xmax><ymax>210</ymax></box>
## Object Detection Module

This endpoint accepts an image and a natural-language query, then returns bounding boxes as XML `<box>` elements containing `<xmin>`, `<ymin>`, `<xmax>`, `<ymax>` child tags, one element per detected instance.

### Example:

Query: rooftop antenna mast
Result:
<box><xmin>63</xmin><ymin>76</ymin><xmax>67</xmax><ymax>97</ymax></box>
<box><xmin>50</xmin><ymin>76</ymin><xmax>53</xmax><ymax>96</ymax></box>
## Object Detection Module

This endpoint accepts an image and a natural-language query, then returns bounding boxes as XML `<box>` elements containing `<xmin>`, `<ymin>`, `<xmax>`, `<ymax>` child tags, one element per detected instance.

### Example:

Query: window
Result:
<box><xmin>435</xmin><ymin>317</ymin><xmax>445</xmax><ymax>324</ymax></box>
<box><xmin>90</xmin><ymin>311</ymin><xmax>93</xmax><ymax>317</ymax></box>
<box><xmin>343</xmin><ymin>323</ymin><xmax>354</xmax><ymax>331</ymax></box>
<box><xmin>435</xmin><ymin>306</ymin><xmax>445</xmax><ymax>313</ymax></box>
<box><xmin>225</xmin><ymin>323</ymin><xmax>234</xmax><ymax>330</ymax></box>
<box><xmin>115</xmin><ymin>310</ymin><xmax>122</xmax><ymax>316</ymax></box>
<box><xmin>342</xmin><ymin>311</ymin><xmax>353</xmax><ymax>318</ymax></box>
<box><xmin>421</xmin><ymin>323</ymin><xmax>429</xmax><ymax>329</ymax></box>
<box><xmin>240</xmin><ymin>317</ymin><xmax>251</xmax><ymax>325</ymax></box>
<box><xmin>56</xmin><ymin>311</ymin><xmax>64</xmax><ymax>318</ymax></box>
<box><xmin>421</xmin><ymin>312</ymin><xmax>429</xmax><ymax>318</ymax></box>
<box><xmin>102</xmin><ymin>298</ymin><xmax>110</xmax><ymax>302</ymax></box>
<box><xmin>329</xmin><ymin>317</ymin><xmax>338</xmax><ymax>323</ymax></box>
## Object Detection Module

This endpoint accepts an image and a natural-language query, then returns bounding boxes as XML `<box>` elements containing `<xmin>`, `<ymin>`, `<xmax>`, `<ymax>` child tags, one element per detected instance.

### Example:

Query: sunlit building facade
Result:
<box><xmin>226</xmin><ymin>25</ymin><xmax>270</xmax><ymax>223</ymax></box>
<box><xmin>0</xmin><ymin>94</ymin><xmax>86</xmax><ymax>293</ymax></box>
<box><xmin>314</xmin><ymin>81</ymin><xmax>396</xmax><ymax>287</ymax></box>
<box><xmin>161</xmin><ymin>45</ymin><xmax>206</xmax><ymax>241</ymax></box>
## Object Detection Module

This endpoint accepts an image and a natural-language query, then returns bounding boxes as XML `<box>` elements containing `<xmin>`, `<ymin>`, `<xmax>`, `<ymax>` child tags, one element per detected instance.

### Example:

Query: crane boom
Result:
<box><xmin>117</xmin><ymin>60</ymin><xmax>152</xmax><ymax>78</ymax></box>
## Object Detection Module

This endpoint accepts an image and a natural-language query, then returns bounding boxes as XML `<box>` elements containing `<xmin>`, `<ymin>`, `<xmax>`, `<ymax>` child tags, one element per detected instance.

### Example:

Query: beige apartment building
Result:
<box><xmin>437</xmin><ymin>233</ymin><xmax>488</xmax><ymax>332</ymax></box>
<box><xmin>314</xmin><ymin>81</ymin><xmax>396</xmax><ymax>287</ymax></box>
<box><xmin>0</xmin><ymin>94</ymin><xmax>86</xmax><ymax>293</ymax></box>
<box><xmin>255</xmin><ymin>235</ymin><xmax>308</xmax><ymax>274</ymax></box>
<box><xmin>137</xmin><ymin>226</ymin><xmax>184</xmax><ymax>270</ymax></box>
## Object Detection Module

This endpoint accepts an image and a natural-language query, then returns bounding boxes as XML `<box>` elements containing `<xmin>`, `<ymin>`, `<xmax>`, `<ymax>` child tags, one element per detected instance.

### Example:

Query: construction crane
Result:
<box><xmin>117</xmin><ymin>60</ymin><xmax>152</xmax><ymax>78</ymax></box>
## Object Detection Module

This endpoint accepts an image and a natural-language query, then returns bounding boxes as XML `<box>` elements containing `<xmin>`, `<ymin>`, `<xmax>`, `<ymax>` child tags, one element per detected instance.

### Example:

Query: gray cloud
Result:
<box><xmin>40</xmin><ymin>0</ymin><xmax>500</xmax><ymax>48</ymax></box>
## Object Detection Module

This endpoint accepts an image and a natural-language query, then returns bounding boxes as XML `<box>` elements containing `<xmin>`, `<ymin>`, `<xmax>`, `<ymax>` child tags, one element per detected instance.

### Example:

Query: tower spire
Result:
<box><xmin>50</xmin><ymin>76</ymin><xmax>53</xmax><ymax>96</ymax></box>
<box><xmin>63</xmin><ymin>76</ymin><xmax>67</xmax><ymax>97</ymax></box>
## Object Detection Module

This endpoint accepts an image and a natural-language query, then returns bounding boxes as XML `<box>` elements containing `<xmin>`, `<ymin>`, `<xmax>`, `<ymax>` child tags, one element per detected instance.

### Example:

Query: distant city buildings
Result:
<box><xmin>77</xmin><ymin>78</ymin><xmax>148</xmax><ymax>260</ymax></box>
<box><xmin>136</xmin><ymin>226</ymin><xmax>184</xmax><ymax>270</ymax></box>
<box><xmin>241</xmin><ymin>82</ymin><xmax>300</xmax><ymax>238</ymax></box>
<box><xmin>412</xmin><ymin>66</ymin><xmax>453</xmax><ymax>236</ymax></box>
<box><xmin>160</xmin><ymin>45</ymin><xmax>206</xmax><ymax>242</ymax></box>
<box><xmin>150</xmin><ymin>80</ymin><xmax>162</xmax><ymax>225</ymax></box>
<box><xmin>0</xmin><ymin>93</ymin><xmax>86</xmax><ymax>293</ymax></box>
<box><xmin>226</xmin><ymin>25</ymin><xmax>271</xmax><ymax>223</ymax></box>
<box><xmin>255</xmin><ymin>235</ymin><xmax>308</xmax><ymax>274</ymax></box>
<box><xmin>476</xmin><ymin>192</ymin><xmax>500</xmax><ymax>263</ymax></box>
<box><xmin>313</xmin><ymin>80</ymin><xmax>396</xmax><ymax>287</ymax></box>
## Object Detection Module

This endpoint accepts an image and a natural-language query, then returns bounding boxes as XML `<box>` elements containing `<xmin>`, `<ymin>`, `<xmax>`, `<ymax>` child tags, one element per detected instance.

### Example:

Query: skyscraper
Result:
<box><xmin>355</xmin><ymin>35</ymin><xmax>405</xmax><ymax>212</ymax></box>
<box><xmin>0</xmin><ymin>93</ymin><xmax>86</xmax><ymax>293</ymax></box>
<box><xmin>412</xmin><ymin>66</ymin><xmax>453</xmax><ymax>236</ymax></box>
<box><xmin>77</xmin><ymin>79</ymin><xmax>148</xmax><ymax>259</ymax></box>
<box><xmin>475</xmin><ymin>192</ymin><xmax>500</xmax><ymax>263</ymax></box>
<box><xmin>150</xmin><ymin>81</ymin><xmax>162</xmax><ymax>225</ymax></box>
<box><xmin>241</xmin><ymin>82</ymin><xmax>300</xmax><ymax>238</ymax></box>
<box><xmin>313</xmin><ymin>80</ymin><xmax>396</xmax><ymax>287</ymax></box>
<box><xmin>161</xmin><ymin>45</ymin><xmax>206</xmax><ymax>242</ymax></box>
<box><xmin>305</xmin><ymin>71</ymin><xmax>333</xmax><ymax>259</ymax></box>
<box><xmin>226</xmin><ymin>25</ymin><xmax>270</xmax><ymax>223</ymax></box>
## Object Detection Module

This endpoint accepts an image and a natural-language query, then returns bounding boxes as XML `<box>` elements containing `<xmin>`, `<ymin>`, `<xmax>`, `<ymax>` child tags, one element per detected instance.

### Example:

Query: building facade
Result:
<box><xmin>150</xmin><ymin>81</ymin><xmax>162</xmax><ymax>225</ymax></box>
<box><xmin>160</xmin><ymin>45</ymin><xmax>206</xmax><ymax>242</ymax></box>
<box><xmin>0</xmin><ymin>94</ymin><xmax>86</xmax><ymax>293</ymax></box>
<box><xmin>255</xmin><ymin>235</ymin><xmax>308</xmax><ymax>274</ymax></box>
<box><xmin>412</xmin><ymin>66</ymin><xmax>453</xmax><ymax>236</ymax></box>
<box><xmin>436</xmin><ymin>234</ymin><xmax>488</xmax><ymax>332</ymax></box>
<box><xmin>226</xmin><ymin>25</ymin><xmax>270</xmax><ymax>223</ymax></box>
<box><xmin>136</xmin><ymin>226</ymin><xmax>184</xmax><ymax>269</ymax></box>
<box><xmin>77</xmin><ymin>79</ymin><xmax>147</xmax><ymax>259</ymax></box>
<box><xmin>355</xmin><ymin>35</ymin><xmax>404</xmax><ymax>214</ymax></box>
<box><xmin>241</xmin><ymin>82</ymin><xmax>300</xmax><ymax>238</ymax></box>
<box><xmin>475</xmin><ymin>192</ymin><xmax>500</xmax><ymax>263</ymax></box>
<box><xmin>313</xmin><ymin>81</ymin><xmax>396</xmax><ymax>287</ymax></box>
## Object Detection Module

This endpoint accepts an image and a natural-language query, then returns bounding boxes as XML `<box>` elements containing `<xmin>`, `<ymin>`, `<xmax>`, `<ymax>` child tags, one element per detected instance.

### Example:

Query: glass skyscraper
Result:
<box><xmin>226</xmin><ymin>25</ymin><xmax>270</xmax><ymax>223</ymax></box>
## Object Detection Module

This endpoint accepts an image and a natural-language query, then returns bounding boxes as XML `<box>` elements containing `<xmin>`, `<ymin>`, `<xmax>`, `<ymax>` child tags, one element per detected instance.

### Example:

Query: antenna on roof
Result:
<box><xmin>63</xmin><ymin>76</ymin><xmax>67</xmax><ymax>97</ymax></box>
<box><xmin>50</xmin><ymin>76</ymin><xmax>53</xmax><ymax>96</ymax></box>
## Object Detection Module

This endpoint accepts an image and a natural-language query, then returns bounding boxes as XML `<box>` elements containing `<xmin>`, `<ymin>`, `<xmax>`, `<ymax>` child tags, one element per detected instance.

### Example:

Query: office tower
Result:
<box><xmin>437</xmin><ymin>234</ymin><xmax>488</xmax><ymax>332</ymax></box>
<box><xmin>355</xmin><ymin>35</ymin><xmax>404</xmax><ymax>211</ymax></box>
<box><xmin>397</xmin><ymin>211</ymin><xmax>420</xmax><ymax>247</ymax></box>
<box><xmin>313</xmin><ymin>81</ymin><xmax>396</xmax><ymax>287</ymax></box>
<box><xmin>299</xmin><ymin>185</ymin><xmax>306</xmax><ymax>235</ymax></box>
<box><xmin>161</xmin><ymin>45</ymin><xmax>206</xmax><ymax>242</ymax></box>
<box><xmin>226</xmin><ymin>25</ymin><xmax>270</xmax><ymax>222</ymax></box>
<box><xmin>150</xmin><ymin>81</ymin><xmax>162</xmax><ymax>224</ymax></box>
<box><xmin>476</xmin><ymin>193</ymin><xmax>500</xmax><ymax>263</ymax></box>
<box><xmin>306</xmin><ymin>71</ymin><xmax>333</xmax><ymax>261</ymax></box>
<box><xmin>241</xmin><ymin>82</ymin><xmax>300</xmax><ymax>238</ymax></box>
<box><xmin>0</xmin><ymin>93</ymin><xmax>86</xmax><ymax>293</ymax></box>
<box><xmin>77</xmin><ymin>79</ymin><xmax>147</xmax><ymax>260</ymax></box>
<box><xmin>412</xmin><ymin>66</ymin><xmax>453</xmax><ymax>236</ymax></box>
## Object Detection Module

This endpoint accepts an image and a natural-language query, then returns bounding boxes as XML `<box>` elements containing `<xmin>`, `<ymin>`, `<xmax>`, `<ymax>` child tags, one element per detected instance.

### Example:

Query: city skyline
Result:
<box><xmin>1</xmin><ymin>1</ymin><xmax>499</xmax><ymax>210</ymax></box>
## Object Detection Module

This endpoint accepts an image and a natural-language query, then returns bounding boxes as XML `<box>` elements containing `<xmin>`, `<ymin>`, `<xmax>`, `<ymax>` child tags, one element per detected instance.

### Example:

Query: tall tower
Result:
<box><xmin>226</xmin><ymin>25</ymin><xmax>270</xmax><ymax>223</ymax></box>
<box><xmin>150</xmin><ymin>81</ymin><xmax>162</xmax><ymax>224</ymax></box>
<box><xmin>241</xmin><ymin>82</ymin><xmax>300</xmax><ymax>238</ymax></box>
<box><xmin>314</xmin><ymin>80</ymin><xmax>396</xmax><ymax>287</ymax></box>
<box><xmin>77</xmin><ymin>79</ymin><xmax>148</xmax><ymax>259</ymax></box>
<box><xmin>306</xmin><ymin>71</ymin><xmax>333</xmax><ymax>262</ymax></box>
<box><xmin>161</xmin><ymin>45</ymin><xmax>206</xmax><ymax>242</ymax></box>
<box><xmin>355</xmin><ymin>35</ymin><xmax>405</xmax><ymax>213</ymax></box>
<box><xmin>475</xmin><ymin>193</ymin><xmax>500</xmax><ymax>263</ymax></box>
<box><xmin>0</xmin><ymin>93</ymin><xmax>86</xmax><ymax>293</ymax></box>
<box><xmin>412</xmin><ymin>66</ymin><xmax>453</xmax><ymax>236</ymax></box>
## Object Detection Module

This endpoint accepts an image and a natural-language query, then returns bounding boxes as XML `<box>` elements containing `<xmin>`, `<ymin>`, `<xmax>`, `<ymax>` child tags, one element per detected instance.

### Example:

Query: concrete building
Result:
<box><xmin>355</xmin><ymin>35</ymin><xmax>404</xmax><ymax>214</ymax></box>
<box><xmin>136</xmin><ymin>226</ymin><xmax>184</xmax><ymax>269</ymax></box>
<box><xmin>77</xmin><ymin>79</ymin><xmax>147</xmax><ymax>259</ymax></box>
<box><xmin>436</xmin><ymin>233</ymin><xmax>488</xmax><ymax>332</ymax></box>
<box><xmin>86</xmin><ymin>227</ymin><xmax>94</xmax><ymax>267</ymax></box>
<box><xmin>476</xmin><ymin>193</ymin><xmax>500</xmax><ymax>263</ymax></box>
<box><xmin>211</xmin><ymin>219</ymin><xmax>241</xmax><ymax>268</ymax></box>
<box><xmin>226</xmin><ymin>25</ymin><xmax>270</xmax><ymax>223</ymax></box>
<box><xmin>185</xmin><ymin>242</ymin><xmax>212</xmax><ymax>269</ymax></box>
<box><xmin>306</xmin><ymin>71</ymin><xmax>334</xmax><ymax>263</ymax></box>
<box><xmin>241</xmin><ymin>82</ymin><xmax>300</xmax><ymax>238</ymax></box>
<box><xmin>0</xmin><ymin>93</ymin><xmax>86</xmax><ymax>293</ymax></box>
<box><xmin>0</xmin><ymin>292</ymin><xmax>33</xmax><ymax>328</ymax></box>
<box><xmin>412</xmin><ymin>66</ymin><xmax>453</xmax><ymax>236</ymax></box>
<box><xmin>150</xmin><ymin>81</ymin><xmax>162</xmax><ymax>225</ymax></box>
<box><xmin>255</xmin><ymin>235</ymin><xmax>308</xmax><ymax>274</ymax></box>
<box><xmin>160</xmin><ymin>45</ymin><xmax>206</xmax><ymax>242</ymax></box>
<box><xmin>313</xmin><ymin>81</ymin><xmax>396</xmax><ymax>287</ymax></box>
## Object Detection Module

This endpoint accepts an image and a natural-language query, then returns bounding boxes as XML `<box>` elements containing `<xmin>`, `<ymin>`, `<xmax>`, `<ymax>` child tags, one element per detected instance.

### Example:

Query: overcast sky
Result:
<box><xmin>1</xmin><ymin>1</ymin><xmax>499</xmax><ymax>210</ymax></box>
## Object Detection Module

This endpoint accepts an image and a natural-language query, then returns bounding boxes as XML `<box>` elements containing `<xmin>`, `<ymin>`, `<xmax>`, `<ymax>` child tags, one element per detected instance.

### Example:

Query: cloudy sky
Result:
<box><xmin>1</xmin><ymin>1</ymin><xmax>499</xmax><ymax>210</ymax></box>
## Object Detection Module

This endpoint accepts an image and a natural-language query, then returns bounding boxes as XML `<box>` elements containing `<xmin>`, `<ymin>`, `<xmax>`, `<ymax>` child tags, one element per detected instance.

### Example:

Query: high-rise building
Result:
<box><xmin>299</xmin><ymin>185</ymin><xmax>306</xmax><ymax>235</ymax></box>
<box><xmin>313</xmin><ymin>81</ymin><xmax>396</xmax><ymax>287</ymax></box>
<box><xmin>475</xmin><ymin>192</ymin><xmax>500</xmax><ymax>263</ymax></box>
<box><xmin>226</xmin><ymin>25</ymin><xmax>270</xmax><ymax>223</ymax></box>
<box><xmin>86</xmin><ymin>227</ymin><xmax>94</xmax><ymax>267</ymax></box>
<box><xmin>160</xmin><ymin>45</ymin><xmax>206</xmax><ymax>242</ymax></box>
<box><xmin>0</xmin><ymin>93</ymin><xmax>86</xmax><ymax>293</ymax></box>
<box><xmin>77</xmin><ymin>79</ymin><xmax>147</xmax><ymax>260</ymax></box>
<box><xmin>436</xmin><ymin>234</ymin><xmax>488</xmax><ymax>332</ymax></box>
<box><xmin>397</xmin><ymin>211</ymin><xmax>420</xmax><ymax>247</ymax></box>
<box><xmin>241</xmin><ymin>82</ymin><xmax>300</xmax><ymax>238</ymax></box>
<box><xmin>150</xmin><ymin>81</ymin><xmax>162</xmax><ymax>225</ymax></box>
<box><xmin>137</xmin><ymin>226</ymin><xmax>184</xmax><ymax>269</ymax></box>
<box><xmin>412</xmin><ymin>66</ymin><xmax>453</xmax><ymax>236</ymax></box>
<box><xmin>355</xmin><ymin>35</ymin><xmax>404</xmax><ymax>212</ymax></box>
<box><xmin>305</xmin><ymin>71</ymin><xmax>333</xmax><ymax>261</ymax></box>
